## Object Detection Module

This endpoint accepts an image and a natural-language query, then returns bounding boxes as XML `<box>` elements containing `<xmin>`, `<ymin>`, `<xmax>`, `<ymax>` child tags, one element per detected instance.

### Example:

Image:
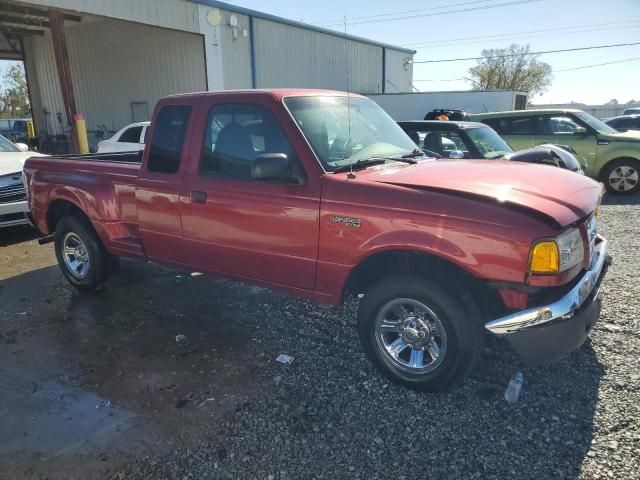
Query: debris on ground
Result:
<box><xmin>275</xmin><ymin>354</ymin><xmax>294</xmax><ymax>364</ymax></box>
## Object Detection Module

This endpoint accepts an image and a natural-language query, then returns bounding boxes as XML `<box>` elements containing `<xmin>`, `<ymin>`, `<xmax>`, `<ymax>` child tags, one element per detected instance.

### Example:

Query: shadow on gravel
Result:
<box><xmin>0</xmin><ymin>259</ymin><xmax>606</xmax><ymax>479</ymax></box>
<box><xmin>601</xmin><ymin>192</ymin><xmax>640</xmax><ymax>206</ymax></box>
<box><xmin>0</xmin><ymin>225</ymin><xmax>42</xmax><ymax>247</ymax></box>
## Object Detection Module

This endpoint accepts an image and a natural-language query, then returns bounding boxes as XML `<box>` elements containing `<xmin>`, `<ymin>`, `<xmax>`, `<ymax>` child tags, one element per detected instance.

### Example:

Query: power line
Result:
<box><xmin>316</xmin><ymin>0</ymin><xmax>542</xmax><ymax>27</ymax></box>
<box><xmin>314</xmin><ymin>0</ymin><xmax>494</xmax><ymax>25</ymax></box>
<box><xmin>412</xmin><ymin>57</ymin><xmax>640</xmax><ymax>82</ymax></box>
<box><xmin>411</xmin><ymin>41</ymin><xmax>640</xmax><ymax>63</ymax></box>
<box><xmin>555</xmin><ymin>56</ymin><xmax>640</xmax><ymax>72</ymax></box>
<box><xmin>403</xmin><ymin>20</ymin><xmax>640</xmax><ymax>47</ymax></box>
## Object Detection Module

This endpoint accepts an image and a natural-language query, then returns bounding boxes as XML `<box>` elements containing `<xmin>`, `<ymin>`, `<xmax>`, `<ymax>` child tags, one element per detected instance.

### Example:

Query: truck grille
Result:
<box><xmin>0</xmin><ymin>183</ymin><xmax>26</xmax><ymax>204</ymax></box>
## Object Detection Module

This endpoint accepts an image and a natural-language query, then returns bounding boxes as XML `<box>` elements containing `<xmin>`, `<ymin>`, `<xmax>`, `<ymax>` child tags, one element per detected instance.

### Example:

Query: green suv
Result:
<box><xmin>470</xmin><ymin>109</ymin><xmax>640</xmax><ymax>194</ymax></box>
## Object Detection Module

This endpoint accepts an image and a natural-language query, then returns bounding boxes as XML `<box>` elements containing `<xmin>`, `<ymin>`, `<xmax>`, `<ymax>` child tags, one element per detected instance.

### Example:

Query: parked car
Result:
<box><xmin>423</xmin><ymin>108</ymin><xmax>470</xmax><ymax>121</ymax></box>
<box><xmin>96</xmin><ymin>121</ymin><xmax>150</xmax><ymax>153</ymax></box>
<box><xmin>398</xmin><ymin>120</ymin><xmax>584</xmax><ymax>173</ymax></box>
<box><xmin>605</xmin><ymin>114</ymin><xmax>640</xmax><ymax>133</ymax></box>
<box><xmin>24</xmin><ymin>89</ymin><xmax>609</xmax><ymax>392</ymax></box>
<box><xmin>0</xmin><ymin>118</ymin><xmax>31</xmax><ymax>144</ymax></box>
<box><xmin>0</xmin><ymin>134</ymin><xmax>45</xmax><ymax>229</ymax></box>
<box><xmin>470</xmin><ymin>109</ymin><xmax>640</xmax><ymax>194</ymax></box>
<box><xmin>622</xmin><ymin>107</ymin><xmax>640</xmax><ymax>115</ymax></box>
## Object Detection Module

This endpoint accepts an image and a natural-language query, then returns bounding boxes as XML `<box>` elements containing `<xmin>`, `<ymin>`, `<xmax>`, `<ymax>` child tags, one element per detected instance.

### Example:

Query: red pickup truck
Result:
<box><xmin>24</xmin><ymin>90</ymin><xmax>610</xmax><ymax>391</ymax></box>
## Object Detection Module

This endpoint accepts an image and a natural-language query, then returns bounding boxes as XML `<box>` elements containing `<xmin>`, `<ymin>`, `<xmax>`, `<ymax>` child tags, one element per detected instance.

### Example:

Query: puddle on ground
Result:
<box><xmin>0</xmin><ymin>380</ymin><xmax>132</xmax><ymax>456</ymax></box>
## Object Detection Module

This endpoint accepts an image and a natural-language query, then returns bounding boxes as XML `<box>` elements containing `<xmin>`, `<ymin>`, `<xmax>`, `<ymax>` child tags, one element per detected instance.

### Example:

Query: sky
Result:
<box><xmin>1</xmin><ymin>0</ymin><xmax>638</xmax><ymax>105</ymax></box>
<box><xmin>225</xmin><ymin>0</ymin><xmax>640</xmax><ymax>104</ymax></box>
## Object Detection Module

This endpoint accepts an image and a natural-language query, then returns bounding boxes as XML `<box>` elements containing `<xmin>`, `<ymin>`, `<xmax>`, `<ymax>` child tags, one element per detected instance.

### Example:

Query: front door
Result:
<box><xmin>179</xmin><ymin>99</ymin><xmax>321</xmax><ymax>291</ymax></box>
<box><xmin>534</xmin><ymin>114</ymin><xmax>598</xmax><ymax>174</ymax></box>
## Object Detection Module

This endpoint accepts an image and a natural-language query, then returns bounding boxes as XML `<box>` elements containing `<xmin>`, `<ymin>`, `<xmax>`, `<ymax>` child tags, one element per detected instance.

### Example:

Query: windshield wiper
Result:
<box><xmin>401</xmin><ymin>148</ymin><xmax>426</xmax><ymax>159</ymax></box>
<box><xmin>332</xmin><ymin>157</ymin><xmax>388</xmax><ymax>173</ymax></box>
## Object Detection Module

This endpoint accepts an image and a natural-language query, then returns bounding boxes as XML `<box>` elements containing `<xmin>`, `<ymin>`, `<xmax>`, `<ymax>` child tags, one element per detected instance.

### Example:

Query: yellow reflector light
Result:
<box><xmin>530</xmin><ymin>241</ymin><xmax>559</xmax><ymax>273</ymax></box>
<box><xmin>595</xmin><ymin>206</ymin><xmax>601</xmax><ymax>218</ymax></box>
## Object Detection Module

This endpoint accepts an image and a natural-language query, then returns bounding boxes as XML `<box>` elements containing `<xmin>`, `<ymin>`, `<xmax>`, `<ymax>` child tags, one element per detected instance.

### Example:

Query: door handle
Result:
<box><xmin>190</xmin><ymin>191</ymin><xmax>207</xmax><ymax>204</ymax></box>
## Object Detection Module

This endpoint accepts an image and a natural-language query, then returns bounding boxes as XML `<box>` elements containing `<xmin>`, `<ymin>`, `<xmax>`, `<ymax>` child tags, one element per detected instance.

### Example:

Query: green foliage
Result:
<box><xmin>0</xmin><ymin>63</ymin><xmax>30</xmax><ymax>119</ymax></box>
<box><xmin>467</xmin><ymin>44</ymin><xmax>552</xmax><ymax>96</ymax></box>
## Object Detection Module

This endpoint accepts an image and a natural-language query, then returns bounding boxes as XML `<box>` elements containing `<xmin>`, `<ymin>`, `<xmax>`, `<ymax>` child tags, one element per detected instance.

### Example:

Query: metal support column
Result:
<box><xmin>49</xmin><ymin>10</ymin><xmax>78</xmax><ymax>152</ymax></box>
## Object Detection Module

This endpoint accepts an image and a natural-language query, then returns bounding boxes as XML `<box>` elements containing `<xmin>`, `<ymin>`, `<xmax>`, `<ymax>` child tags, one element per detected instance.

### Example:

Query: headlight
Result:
<box><xmin>529</xmin><ymin>228</ymin><xmax>584</xmax><ymax>273</ymax></box>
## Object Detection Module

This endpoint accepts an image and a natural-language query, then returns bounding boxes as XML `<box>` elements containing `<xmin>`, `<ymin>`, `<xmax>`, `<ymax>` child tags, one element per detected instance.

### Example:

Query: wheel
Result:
<box><xmin>357</xmin><ymin>275</ymin><xmax>483</xmax><ymax>392</ymax></box>
<box><xmin>601</xmin><ymin>159</ymin><xmax>640</xmax><ymax>194</ymax></box>
<box><xmin>54</xmin><ymin>215</ymin><xmax>115</xmax><ymax>292</ymax></box>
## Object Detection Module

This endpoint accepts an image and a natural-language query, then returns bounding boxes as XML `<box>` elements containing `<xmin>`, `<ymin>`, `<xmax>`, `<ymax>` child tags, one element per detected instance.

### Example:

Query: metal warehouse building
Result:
<box><xmin>0</xmin><ymin>0</ymin><xmax>415</xmax><ymax>144</ymax></box>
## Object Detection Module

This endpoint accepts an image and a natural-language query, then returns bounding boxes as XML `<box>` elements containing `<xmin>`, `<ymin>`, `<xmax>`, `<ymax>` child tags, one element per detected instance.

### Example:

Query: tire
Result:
<box><xmin>600</xmin><ymin>158</ymin><xmax>640</xmax><ymax>195</ymax></box>
<box><xmin>357</xmin><ymin>275</ymin><xmax>483</xmax><ymax>392</ymax></box>
<box><xmin>54</xmin><ymin>215</ymin><xmax>114</xmax><ymax>292</ymax></box>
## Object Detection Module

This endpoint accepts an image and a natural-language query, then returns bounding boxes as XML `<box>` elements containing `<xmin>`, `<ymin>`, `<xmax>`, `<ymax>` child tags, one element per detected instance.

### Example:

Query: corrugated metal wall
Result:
<box><xmin>217</xmin><ymin>10</ymin><xmax>253</xmax><ymax>89</ymax></box>
<box><xmin>252</xmin><ymin>18</ymin><xmax>383</xmax><ymax>93</ymax></box>
<box><xmin>24</xmin><ymin>16</ymin><xmax>207</xmax><ymax>133</ymax></box>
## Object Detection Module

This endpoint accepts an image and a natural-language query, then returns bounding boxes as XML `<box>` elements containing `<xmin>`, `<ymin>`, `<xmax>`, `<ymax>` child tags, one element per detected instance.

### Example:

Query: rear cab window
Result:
<box><xmin>147</xmin><ymin>105</ymin><xmax>191</xmax><ymax>173</ymax></box>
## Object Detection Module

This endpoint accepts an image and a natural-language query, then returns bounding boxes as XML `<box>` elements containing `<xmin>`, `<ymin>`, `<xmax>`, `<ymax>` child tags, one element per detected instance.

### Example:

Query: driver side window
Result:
<box><xmin>200</xmin><ymin>103</ymin><xmax>300</xmax><ymax>181</ymax></box>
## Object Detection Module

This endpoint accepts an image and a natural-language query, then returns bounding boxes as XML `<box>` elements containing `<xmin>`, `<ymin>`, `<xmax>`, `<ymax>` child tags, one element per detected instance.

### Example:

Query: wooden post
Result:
<box><xmin>49</xmin><ymin>10</ymin><xmax>78</xmax><ymax>152</ymax></box>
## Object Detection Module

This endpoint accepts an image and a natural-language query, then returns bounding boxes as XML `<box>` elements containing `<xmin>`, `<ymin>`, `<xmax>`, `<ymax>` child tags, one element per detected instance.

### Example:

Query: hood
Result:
<box><xmin>358</xmin><ymin>159</ymin><xmax>602</xmax><ymax>228</ymax></box>
<box><xmin>0</xmin><ymin>151</ymin><xmax>46</xmax><ymax>177</ymax></box>
<box><xmin>607</xmin><ymin>130</ymin><xmax>640</xmax><ymax>142</ymax></box>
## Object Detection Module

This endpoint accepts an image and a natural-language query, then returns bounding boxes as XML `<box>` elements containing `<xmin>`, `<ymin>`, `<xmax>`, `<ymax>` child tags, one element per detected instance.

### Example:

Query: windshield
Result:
<box><xmin>466</xmin><ymin>127</ymin><xmax>513</xmax><ymax>159</ymax></box>
<box><xmin>284</xmin><ymin>96</ymin><xmax>418</xmax><ymax>171</ymax></box>
<box><xmin>574</xmin><ymin>111</ymin><xmax>618</xmax><ymax>134</ymax></box>
<box><xmin>0</xmin><ymin>135</ymin><xmax>19</xmax><ymax>152</ymax></box>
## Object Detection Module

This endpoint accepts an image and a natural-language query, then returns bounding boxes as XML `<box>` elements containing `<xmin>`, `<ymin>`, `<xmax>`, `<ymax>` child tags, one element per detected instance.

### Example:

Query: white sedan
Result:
<box><xmin>96</xmin><ymin>121</ymin><xmax>150</xmax><ymax>153</ymax></box>
<box><xmin>0</xmin><ymin>135</ymin><xmax>46</xmax><ymax>229</ymax></box>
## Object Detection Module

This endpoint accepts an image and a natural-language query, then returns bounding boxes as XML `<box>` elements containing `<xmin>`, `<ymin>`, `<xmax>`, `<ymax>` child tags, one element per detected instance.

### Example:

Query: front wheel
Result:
<box><xmin>601</xmin><ymin>159</ymin><xmax>640</xmax><ymax>194</ymax></box>
<box><xmin>357</xmin><ymin>275</ymin><xmax>483</xmax><ymax>392</ymax></box>
<box><xmin>54</xmin><ymin>215</ymin><xmax>115</xmax><ymax>292</ymax></box>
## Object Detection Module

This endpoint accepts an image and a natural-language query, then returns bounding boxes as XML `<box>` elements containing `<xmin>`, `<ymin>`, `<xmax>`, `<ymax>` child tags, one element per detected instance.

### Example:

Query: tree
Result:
<box><xmin>605</xmin><ymin>99</ymin><xmax>619</xmax><ymax>105</ymax></box>
<box><xmin>0</xmin><ymin>63</ymin><xmax>30</xmax><ymax>118</ymax></box>
<box><xmin>467</xmin><ymin>44</ymin><xmax>552</xmax><ymax>96</ymax></box>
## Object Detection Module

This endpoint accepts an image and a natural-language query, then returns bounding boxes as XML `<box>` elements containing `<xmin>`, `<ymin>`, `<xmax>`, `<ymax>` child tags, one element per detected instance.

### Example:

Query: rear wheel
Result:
<box><xmin>601</xmin><ymin>159</ymin><xmax>640</xmax><ymax>194</ymax></box>
<box><xmin>357</xmin><ymin>275</ymin><xmax>483</xmax><ymax>392</ymax></box>
<box><xmin>54</xmin><ymin>215</ymin><xmax>115</xmax><ymax>292</ymax></box>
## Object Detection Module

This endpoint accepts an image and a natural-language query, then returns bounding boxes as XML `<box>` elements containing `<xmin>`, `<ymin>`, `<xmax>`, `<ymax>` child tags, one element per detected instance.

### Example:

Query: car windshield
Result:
<box><xmin>284</xmin><ymin>96</ymin><xmax>418</xmax><ymax>171</ymax></box>
<box><xmin>465</xmin><ymin>127</ymin><xmax>513</xmax><ymax>159</ymax></box>
<box><xmin>574</xmin><ymin>111</ymin><xmax>618</xmax><ymax>134</ymax></box>
<box><xmin>0</xmin><ymin>135</ymin><xmax>19</xmax><ymax>152</ymax></box>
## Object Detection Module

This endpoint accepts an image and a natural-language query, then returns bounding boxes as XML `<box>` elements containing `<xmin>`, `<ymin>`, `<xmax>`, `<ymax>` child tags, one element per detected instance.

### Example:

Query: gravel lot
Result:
<box><xmin>0</xmin><ymin>194</ymin><xmax>639</xmax><ymax>480</ymax></box>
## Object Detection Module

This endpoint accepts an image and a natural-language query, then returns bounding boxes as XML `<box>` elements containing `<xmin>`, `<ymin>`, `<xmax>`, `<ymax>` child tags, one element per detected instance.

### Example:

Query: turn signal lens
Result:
<box><xmin>530</xmin><ymin>241</ymin><xmax>559</xmax><ymax>273</ymax></box>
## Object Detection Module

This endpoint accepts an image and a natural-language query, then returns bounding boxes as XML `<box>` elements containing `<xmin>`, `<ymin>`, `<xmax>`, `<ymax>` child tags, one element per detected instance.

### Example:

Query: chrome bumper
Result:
<box><xmin>0</xmin><ymin>200</ymin><xmax>30</xmax><ymax>228</ymax></box>
<box><xmin>486</xmin><ymin>235</ymin><xmax>609</xmax><ymax>336</ymax></box>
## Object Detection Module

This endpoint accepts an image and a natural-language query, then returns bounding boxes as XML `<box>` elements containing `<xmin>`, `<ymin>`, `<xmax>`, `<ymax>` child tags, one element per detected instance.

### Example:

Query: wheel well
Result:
<box><xmin>343</xmin><ymin>250</ymin><xmax>505</xmax><ymax>318</ymax></box>
<box><xmin>46</xmin><ymin>199</ymin><xmax>88</xmax><ymax>233</ymax></box>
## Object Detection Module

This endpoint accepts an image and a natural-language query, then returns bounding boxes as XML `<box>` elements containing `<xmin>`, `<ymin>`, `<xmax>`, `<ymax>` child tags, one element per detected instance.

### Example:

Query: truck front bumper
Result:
<box><xmin>485</xmin><ymin>235</ymin><xmax>610</xmax><ymax>366</ymax></box>
<box><xmin>0</xmin><ymin>200</ymin><xmax>30</xmax><ymax>229</ymax></box>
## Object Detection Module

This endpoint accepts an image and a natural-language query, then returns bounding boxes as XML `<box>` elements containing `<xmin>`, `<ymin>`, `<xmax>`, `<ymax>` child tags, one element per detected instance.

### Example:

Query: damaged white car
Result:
<box><xmin>0</xmin><ymin>135</ymin><xmax>45</xmax><ymax>229</ymax></box>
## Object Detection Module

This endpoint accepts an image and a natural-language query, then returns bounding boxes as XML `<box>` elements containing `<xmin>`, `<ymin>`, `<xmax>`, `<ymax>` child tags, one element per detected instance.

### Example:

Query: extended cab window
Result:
<box><xmin>201</xmin><ymin>103</ymin><xmax>299</xmax><ymax>181</ymax></box>
<box><xmin>148</xmin><ymin>105</ymin><xmax>191</xmax><ymax>173</ymax></box>
<box><xmin>119</xmin><ymin>126</ymin><xmax>143</xmax><ymax>143</ymax></box>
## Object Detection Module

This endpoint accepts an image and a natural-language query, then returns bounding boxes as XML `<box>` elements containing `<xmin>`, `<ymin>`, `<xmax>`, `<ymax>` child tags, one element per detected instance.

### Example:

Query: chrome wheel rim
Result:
<box><xmin>608</xmin><ymin>165</ymin><xmax>638</xmax><ymax>192</ymax></box>
<box><xmin>374</xmin><ymin>298</ymin><xmax>448</xmax><ymax>374</ymax></box>
<box><xmin>62</xmin><ymin>232</ymin><xmax>90</xmax><ymax>279</ymax></box>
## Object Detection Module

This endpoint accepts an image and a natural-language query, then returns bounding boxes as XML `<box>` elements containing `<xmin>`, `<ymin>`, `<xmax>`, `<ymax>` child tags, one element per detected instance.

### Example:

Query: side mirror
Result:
<box><xmin>573</xmin><ymin>126</ymin><xmax>588</xmax><ymax>135</ymax></box>
<box><xmin>15</xmin><ymin>142</ymin><xmax>29</xmax><ymax>152</ymax></box>
<box><xmin>252</xmin><ymin>153</ymin><xmax>293</xmax><ymax>182</ymax></box>
<box><xmin>447</xmin><ymin>150</ymin><xmax>465</xmax><ymax>159</ymax></box>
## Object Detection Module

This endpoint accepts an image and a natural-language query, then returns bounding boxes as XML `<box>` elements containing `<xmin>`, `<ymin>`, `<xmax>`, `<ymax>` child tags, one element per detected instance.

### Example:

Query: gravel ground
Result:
<box><xmin>0</xmin><ymin>194</ymin><xmax>639</xmax><ymax>480</ymax></box>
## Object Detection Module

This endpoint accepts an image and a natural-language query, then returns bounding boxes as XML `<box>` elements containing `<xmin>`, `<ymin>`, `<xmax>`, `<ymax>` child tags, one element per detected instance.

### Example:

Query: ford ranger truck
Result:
<box><xmin>24</xmin><ymin>90</ymin><xmax>610</xmax><ymax>392</ymax></box>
